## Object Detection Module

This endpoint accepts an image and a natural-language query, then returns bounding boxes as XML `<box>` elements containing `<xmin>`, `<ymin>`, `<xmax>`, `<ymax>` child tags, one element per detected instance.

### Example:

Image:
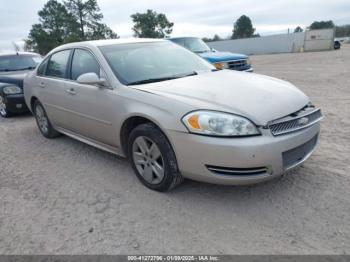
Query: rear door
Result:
<box><xmin>36</xmin><ymin>49</ymin><xmax>72</xmax><ymax>129</ymax></box>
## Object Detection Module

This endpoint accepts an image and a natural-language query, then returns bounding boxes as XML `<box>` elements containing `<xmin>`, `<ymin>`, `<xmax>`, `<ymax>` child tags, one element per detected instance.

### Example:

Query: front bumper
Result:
<box><xmin>166</xmin><ymin>123</ymin><xmax>320</xmax><ymax>185</ymax></box>
<box><xmin>244</xmin><ymin>67</ymin><xmax>253</xmax><ymax>72</ymax></box>
<box><xmin>3</xmin><ymin>93</ymin><xmax>29</xmax><ymax>113</ymax></box>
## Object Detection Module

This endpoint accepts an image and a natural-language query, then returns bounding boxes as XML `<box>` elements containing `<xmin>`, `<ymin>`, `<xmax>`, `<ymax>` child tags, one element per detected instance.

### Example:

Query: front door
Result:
<box><xmin>63</xmin><ymin>48</ymin><xmax>117</xmax><ymax>146</ymax></box>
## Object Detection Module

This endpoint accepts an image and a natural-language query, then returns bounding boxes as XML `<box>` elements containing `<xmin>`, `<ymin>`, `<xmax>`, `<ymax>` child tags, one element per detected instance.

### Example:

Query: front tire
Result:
<box><xmin>0</xmin><ymin>94</ymin><xmax>11</xmax><ymax>118</ymax></box>
<box><xmin>128</xmin><ymin>123</ymin><xmax>184</xmax><ymax>192</ymax></box>
<box><xmin>33</xmin><ymin>100</ymin><xmax>60</xmax><ymax>138</ymax></box>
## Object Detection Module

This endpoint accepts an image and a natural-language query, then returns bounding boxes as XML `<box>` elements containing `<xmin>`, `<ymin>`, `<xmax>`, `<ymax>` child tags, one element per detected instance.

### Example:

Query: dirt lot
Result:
<box><xmin>0</xmin><ymin>45</ymin><xmax>349</xmax><ymax>255</ymax></box>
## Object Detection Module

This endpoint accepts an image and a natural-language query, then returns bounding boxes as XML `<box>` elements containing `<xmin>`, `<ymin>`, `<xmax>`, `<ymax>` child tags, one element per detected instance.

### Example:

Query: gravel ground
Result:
<box><xmin>0</xmin><ymin>45</ymin><xmax>349</xmax><ymax>255</ymax></box>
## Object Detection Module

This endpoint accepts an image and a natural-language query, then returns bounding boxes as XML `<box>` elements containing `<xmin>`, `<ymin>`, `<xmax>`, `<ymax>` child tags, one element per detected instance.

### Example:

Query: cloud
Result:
<box><xmin>0</xmin><ymin>0</ymin><xmax>349</xmax><ymax>42</ymax></box>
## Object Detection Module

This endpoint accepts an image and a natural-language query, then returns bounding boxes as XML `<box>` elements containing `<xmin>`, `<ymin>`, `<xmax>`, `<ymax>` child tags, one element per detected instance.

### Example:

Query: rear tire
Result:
<box><xmin>33</xmin><ymin>100</ymin><xmax>60</xmax><ymax>138</ymax></box>
<box><xmin>128</xmin><ymin>123</ymin><xmax>184</xmax><ymax>192</ymax></box>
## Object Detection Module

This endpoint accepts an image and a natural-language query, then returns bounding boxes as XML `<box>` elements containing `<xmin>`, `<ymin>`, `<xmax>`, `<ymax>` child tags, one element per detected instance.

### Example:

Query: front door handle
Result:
<box><xmin>66</xmin><ymin>88</ymin><xmax>77</xmax><ymax>95</ymax></box>
<box><xmin>39</xmin><ymin>82</ymin><xmax>45</xmax><ymax>88</ymax></box>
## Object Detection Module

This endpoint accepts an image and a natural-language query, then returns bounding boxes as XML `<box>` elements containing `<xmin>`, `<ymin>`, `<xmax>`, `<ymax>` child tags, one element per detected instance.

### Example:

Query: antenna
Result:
<box><xmin>11</xmin><ymin>41</ymin><xmax>20</xmax><ymax>55</ymax></box>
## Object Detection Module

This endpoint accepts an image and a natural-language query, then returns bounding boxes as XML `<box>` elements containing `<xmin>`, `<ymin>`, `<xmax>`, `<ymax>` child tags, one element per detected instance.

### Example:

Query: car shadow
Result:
<box><xmin>175</xmin><ymin>169</ymin><xmax>301</xmax><ymax>196</ymax></box>
<box><xmin>52</xmin><ymin>131</ymin><xmax>320</xmax><ymax>211</ymax></box>
<box><xmin>0</xmin><ymin>112</ymin><xmax>33</xmax><ymax>123</ymax></box>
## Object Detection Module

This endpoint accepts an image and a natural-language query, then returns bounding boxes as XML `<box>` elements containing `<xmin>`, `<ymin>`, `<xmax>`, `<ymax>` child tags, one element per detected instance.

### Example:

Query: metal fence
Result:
<box><xmin>208</xmin><ymin>29</ymin><xmax>335</xmax><ymax>55</ymax></box>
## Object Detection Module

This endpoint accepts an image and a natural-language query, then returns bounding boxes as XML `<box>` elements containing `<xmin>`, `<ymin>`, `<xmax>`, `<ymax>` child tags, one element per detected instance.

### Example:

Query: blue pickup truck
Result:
<box><xmin>169</xmin><ymin>37</ymin><xmax>253</xmax><ymax>72</ymax></box>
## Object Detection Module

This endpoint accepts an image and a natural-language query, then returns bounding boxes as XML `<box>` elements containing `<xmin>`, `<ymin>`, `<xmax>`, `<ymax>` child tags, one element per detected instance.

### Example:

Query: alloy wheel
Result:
<box><xmin>35</xmin><ymin>104</ymin><xmax>49</xmax><ymax>134</ymax></box>
<box><xmin>132</xmin><ymin>136</ymin><xmax>165</xmax><ymax>185</ymax></box>
<box><xmin>0</xmin><ymin>95</ymin><xmax>7</xmax><ymax>116</ymax></box>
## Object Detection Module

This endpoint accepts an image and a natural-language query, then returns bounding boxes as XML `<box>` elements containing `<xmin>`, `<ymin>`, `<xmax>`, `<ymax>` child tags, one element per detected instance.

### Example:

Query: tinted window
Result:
<box><xmin>170</xmin><ymin>38</ymin><xmax>185</xmax><ymax>46</ymax></box>
<box><xmin>46</xmin><ymin>50</ymin><xmax>71</xmax><ymax>78</ymax></box>
<box><xmin>184</xmin><ymin>38</ymin><xmax>211</xmax><ymax>53</ymax></box>
<box><xmin>71</xmin><ymin>49</ymin><xmax>100</xmax><ymax>80</ymax></box>
<box><xmin>99</xmin><ymin>42</ymin><xmax>213</xmax><ymax>85</ymax></box>
<box><xmin>0</xmin><ymin>55</ymin><xmax>42</xmax><ymax>72</ymax></box>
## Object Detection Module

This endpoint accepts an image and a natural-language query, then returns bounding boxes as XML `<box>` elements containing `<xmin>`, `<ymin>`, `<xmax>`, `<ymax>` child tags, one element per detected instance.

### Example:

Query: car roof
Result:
<box><xmin>0</xmin><ymin>51</ymin><xmax>41</xmax><ymax>57</ymax></box>
<box><xmin>55</xmin><ymin>38</ymin><xmax>166</xmax><ymax>50</ymax></box>
<box><xmin>169</xmin><ymin>37</ymin><xmax>199</xmax><ymax>40</ymax></box>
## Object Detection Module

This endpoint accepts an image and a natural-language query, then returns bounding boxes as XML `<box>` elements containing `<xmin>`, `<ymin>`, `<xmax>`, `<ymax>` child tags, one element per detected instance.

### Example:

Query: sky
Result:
<box><xmin>0</xmin><ymin>0</ymin><xmax>349</xmax><ymax>43</ymax></box>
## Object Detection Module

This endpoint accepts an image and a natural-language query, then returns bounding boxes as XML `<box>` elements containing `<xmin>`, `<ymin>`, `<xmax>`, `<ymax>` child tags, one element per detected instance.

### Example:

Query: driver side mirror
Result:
<box><xmin>77</xmin><ymin>72</ymin><xmax>107</xmax><ymax>87</ymax></box>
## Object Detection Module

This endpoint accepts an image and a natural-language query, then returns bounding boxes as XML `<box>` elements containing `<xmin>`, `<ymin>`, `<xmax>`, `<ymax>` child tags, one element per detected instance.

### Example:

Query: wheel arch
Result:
<box><xmin>119</xmin><ymin>114</ymin><xmax>173</xmax><ymax>157</ymax></box>
<box><xmin>30</xmin><ymin>96</ymin><xmax>39</xmax><ymax>112</ymax></box>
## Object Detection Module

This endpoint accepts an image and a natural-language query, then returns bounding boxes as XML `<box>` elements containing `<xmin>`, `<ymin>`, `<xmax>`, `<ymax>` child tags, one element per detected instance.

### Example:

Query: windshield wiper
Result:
<box><xmin>128</xmin><ymin>71</ymin><xmax>198</xmax><ymax>86</ymax></box>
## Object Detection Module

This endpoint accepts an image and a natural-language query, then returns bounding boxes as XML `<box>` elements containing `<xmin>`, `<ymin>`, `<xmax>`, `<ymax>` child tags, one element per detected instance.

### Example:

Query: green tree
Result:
<box><xmin>29</xmin><ymin>0</ymin><xmax>118</xmax><ymax>54</ymax></box>
<box><xmin>131</xmin><ymin>9</ymin><xmax>174</xmax><ymax>38</ymax></box>
<box><xmin>212</xmin><ymin>34</ymin><xmax>221</xmax><ymax>41</ymax></box>
<box><xmin>64</xmin><ymin>0</ymin><xmax>118</xmax><ymax>40</ymax></box>
<box><xmin>232</xmin><ymin>15</ymin><xmax>255</xmax><ymax>39</ymax></box>
<box><xmin>335</xmin><ymin>24</ymin><xmax>350</xmax><ymax>37</ymax></box>
<box><xmin>309</xmin><ymin>20</ymin><xmax>335</xmax><ymax>30</ymax></box>
<box><xmin>29</xmin><ymin>0</ymin><xmax>78</xmax><ymax>54</ymax></box>
<box><xmin>294</xmin><ymin>26</ymin><xmax>304</xmax><ymax>33</ymax></box>
<box><xmin>202</xmin><ymin>34</ymin><xmax>221</xmax><ymax>42</ymax></box>
<box><xmin>202</xmin><ymin>37</ymin><xmax>211</xmax><ymax>42</ymax></box>
<box><xmin>23</xmin><ymin>39</ymin><xmax>34</xmax><ymax>52</ymax></box>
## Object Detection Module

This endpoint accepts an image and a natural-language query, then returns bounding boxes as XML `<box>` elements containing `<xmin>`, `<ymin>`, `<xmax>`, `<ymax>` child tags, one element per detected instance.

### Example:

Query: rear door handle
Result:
<box><xmin>66</xmin><ymin>88</ymin><xmax>77</xmax><ymax>95</ymax></box>
<box><xmin>39</xmin><ymin>82</ymin><xmax>45</xmax><ymax>88</ymax></box>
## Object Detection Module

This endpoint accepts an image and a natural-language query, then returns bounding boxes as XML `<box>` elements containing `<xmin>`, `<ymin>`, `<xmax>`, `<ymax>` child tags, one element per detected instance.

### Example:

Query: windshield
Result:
<box><xmin>99</xmin><ymin>41</ymin><xmax>214</xmax><ymax>85</ymax></box>
<box><xmin>184</xmin><ymin>38</ymin><xmax>211</xmax><ymax>53</ymax></box>
<box><xmin>0</xmin><ymin>55</ymin><xmax>42</xmax><ymax>72</ymax></box>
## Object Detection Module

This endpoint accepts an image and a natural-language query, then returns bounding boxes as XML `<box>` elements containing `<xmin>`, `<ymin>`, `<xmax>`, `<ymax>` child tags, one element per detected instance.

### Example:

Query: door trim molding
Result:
<box><xmin>44</xmin><ymin>102</ymin><xmax>112</xmax><ymax>126</ymax></box>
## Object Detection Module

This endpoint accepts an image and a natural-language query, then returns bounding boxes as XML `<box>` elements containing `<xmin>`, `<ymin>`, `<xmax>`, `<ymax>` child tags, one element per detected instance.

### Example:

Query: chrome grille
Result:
<box><xmin>269</xmin><ymin>108</ymin><xmax>323</xmax><ymax>136</ymax></box>
<box><xmin>227</xmin><ymin>59</ymin><xmax>247</xmax><ymax>70</ymax></box>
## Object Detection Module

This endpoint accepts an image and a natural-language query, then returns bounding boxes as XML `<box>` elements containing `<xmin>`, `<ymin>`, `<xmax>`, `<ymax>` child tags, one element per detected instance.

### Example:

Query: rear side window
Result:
<box><xmin>71</xmin><ymin>49</ymin><xmax>100</xmax><ymax>80</ymax></box>
<box><xmin>46</xmin><ymin>50</ymin><xmax>71</xmax><ymax>78</ymax></box>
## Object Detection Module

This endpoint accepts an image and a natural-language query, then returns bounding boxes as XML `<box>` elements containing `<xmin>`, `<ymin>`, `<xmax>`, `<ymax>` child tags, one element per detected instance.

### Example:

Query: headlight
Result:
<box><xmin>246</xmin><ymin>57</ymin><xmax>251</xmax><ymax>65</ymax></box>
<box><xmin>3</xmin><ymin>85</ymin><xmax>22</xmax><ymax>94</ymax></box>
<box><xmin>214</xmin><ymin>62</ymin><xmax>229</xmax><ymax>70</ymax></box>
<box><xmin>182</xmin><ymin>110</ymin><xmax>260</xmax><ymax>137</ymax></box>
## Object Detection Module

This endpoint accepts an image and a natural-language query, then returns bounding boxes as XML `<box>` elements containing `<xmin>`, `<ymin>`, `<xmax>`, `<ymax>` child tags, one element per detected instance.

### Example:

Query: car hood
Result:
<box><xmin>133</xmin><ymin>70</ymin><xmax>309</xmax><ymax>125</ymax></box>
<box><xmin>0</xmin><ymin>71</ymin><xmax>29</xmax><ymax>88</ymax></box>
<box><xmin>198</xmin><ymin>51</ymin><xmax>247</xmax><ymax>63</ymax></box>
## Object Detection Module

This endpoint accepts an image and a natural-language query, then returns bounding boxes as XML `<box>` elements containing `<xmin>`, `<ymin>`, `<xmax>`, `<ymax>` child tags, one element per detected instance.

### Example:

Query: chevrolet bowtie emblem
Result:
<box><xmin>298</xmin><ymin>117</ymin><xmax>309</xmax><ymax>126</ymax></box>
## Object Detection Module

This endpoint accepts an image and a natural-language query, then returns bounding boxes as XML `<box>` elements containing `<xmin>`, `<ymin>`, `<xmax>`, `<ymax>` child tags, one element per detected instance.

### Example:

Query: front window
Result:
<box><xmin>184</xmin><ymin>38</ymin><xmax>211</xmax><ymax>53</ymax></box>
<box><xmin>0</xmin><ymin>55</ymin><xmax>42</xmax><ymax>72</ymax></box>
<box><xmin>71</xmin><ymin>49</ymin><xmax>100</xmax><ymax>80</ymax></box>
<box><xmin>99</xmin><ymin>41</ymin><xmax>213</xmax><ymax>85</ymax></box>
<box><xmin>46</xmin><ymin>50</ymin><xmax>71</xmax><ymax>79</ymax></box>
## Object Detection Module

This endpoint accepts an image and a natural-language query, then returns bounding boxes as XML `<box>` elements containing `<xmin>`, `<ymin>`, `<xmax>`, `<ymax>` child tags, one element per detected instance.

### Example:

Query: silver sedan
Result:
<box><xmin>24</xmin><ymin>39</ymin><xmax>323</xmax><ymax>191</ymax></box>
